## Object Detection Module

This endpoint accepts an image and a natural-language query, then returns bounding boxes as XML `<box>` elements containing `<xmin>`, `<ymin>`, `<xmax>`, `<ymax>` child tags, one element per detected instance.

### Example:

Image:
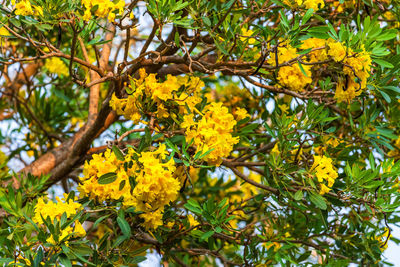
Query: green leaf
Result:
<box><xmin>88</xmin><ymin>35</ymin><xmax>101</xmax><ymax>45</ymax></box>
<box><xmin>200</xmin><ymin>230</ymin><xmax>214</xmax><ymax>241</ymax></box>
<box><xmin>93</xmin><ymin>214</ymin><xmax>111</xmax><ymax>229</ymax></box>
<box><xmin>184</xmin><ymin>203</ymin><xmax>202</xmax><ymax>215</ymax></box>
<box><xmin>171</xmin><ymin>1</ymin><xmax>190</xmax><ymax>12</ymax></box>
<box><xmin>309</xmin><ymin>192</ymin><xmax>327</xmax><ymax>210</ymax></box>
<box><xmin>298</xmin><ymin>61</ymin><xmax>309</xmax><ymax>77</ymax></box>
<box><xmin>307</xmin><ymin>31</ymin><xmax>330</xmax><ymax>39</ymax></box>
<box><xmin>198</xmin><ymin>148</ymin><xmax>214</xmax><ymax>160</ymax></box>
<box><xmin>70</xmin><ymin>249</ymin><xmax>96</xmax><ymax>266</ymax></box>
<box><xmin>119</xmin><ymin>180</ymin><xmax>126</xmax><ymax>191</ymax></box>
<box><xmin>187</xmin><ymin>199</ymin><xmax>201</xmax><ymax>208</ymax></box>
<box><xmin>112</xmin><ymin>145</ymin><xmax>125</xmax><ymax>161</ymax></box>
<box><xmin>117</xmin><ymin>216</ymin><xmax>131</xmax><ymax>237</ymax></box>
<box><xmin>59</xmin><ymin>254</ymin><xmax>72</xmax><ymax>267</ymax></box>
<box><xmin>302</xmin><ymin>9</ymin><xmax>313</xmax><ymax>25</ymax></box>
<box><xmin>202</xmin><ymin>17</ymin><xmax>211</xmax><ymax>27</ymax></box>
<box><xmin>294</xmin><ymin>190</ymin><xmax>303</xmax><ymax>201</ymax></box>
<box><xmin>297</xmin><ymin>250</ymin><xmax>312</xmax><ymax>262</ymax></box>
<box><xmin>33</xmin><ymin>247</ymin><xmax>43</xmax><ymax>267</ymax></box>
<box><xmin>113</xmin><ymin>235</ymin><xmax>129</xmax><ymax>248</ymax></box>
<box><xmin>174</xmin><ymin>31</ymin><xmax>180</xmax><ymax>47</ymax></box>
<box><xmin>382</xmin><ymin>86</ymin><xmax>400</xmax><ymax>94</ymax></box>
<box><xmin>379</xmin><ymin>90</ymin><xmax>391</xmax><ymax>103</ymax></box>
<box><xmin>373</xmin><ymin>58</ymin><xmax>394</xmax><ymax>69</ymax></box>
<box><xmin>130</xmin><ymin>245</ymin><xmax>152</xmax><ymax>256</ymax></box>
<box><xmin>240</xmin><ymin>123</ymin><xmax>259</xmax><ymax>133</ymax></box>
<box><xmin>97</xmin><ymin>172</ymin><xmax>117</xmax><ymax>184</ymax></box>
<box><xmin>376</xmin><ymin>30</ymin><xmax>397</xmax><ymax>41</ymax></box>
<box><xmin>165</xmin><ymin>138</ymin><xmax>179</xmax><ymax>153</ymax></box>
<box><xmin>129</xmin><ymin>256</ymin><xmax>147</xmax><ymax>264</ymax></box>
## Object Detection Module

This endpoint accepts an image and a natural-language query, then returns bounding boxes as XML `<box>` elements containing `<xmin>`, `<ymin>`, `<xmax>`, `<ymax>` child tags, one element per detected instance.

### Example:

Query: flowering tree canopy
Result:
<box><xmin>1</xmin><ymin>0</ymin><xmax>400</xmax><ymax>265</ymax></box>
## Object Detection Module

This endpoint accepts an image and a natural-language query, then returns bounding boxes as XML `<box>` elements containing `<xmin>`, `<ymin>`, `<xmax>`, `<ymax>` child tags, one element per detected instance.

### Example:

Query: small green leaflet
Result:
<box><xmin>97</xmin><ymin>172</ymin><xmax>117</xmax><ymax>184</ymax></box>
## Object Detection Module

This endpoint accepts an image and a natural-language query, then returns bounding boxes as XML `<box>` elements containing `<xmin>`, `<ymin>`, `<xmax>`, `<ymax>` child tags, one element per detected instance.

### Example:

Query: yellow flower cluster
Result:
<box><xmin>33</xmin><ymin>195</ymin><xmax>86</xmax><ymax>244</ymax></box>
<box><xmin>240</xmin><ymin>28</ymin><xmax>256</xmax><ymax>45</ymax></box>
<box><xmin>310</xmin><ymin>155</ymin><xmax>338</xmax><ymax>195</ymax></box>
<box><xmin>301</xmin><ymin>38</ymin><xmax>329</xmax><ymax>63</ymax></box>
<box><xmin>283</xmin><ymin>0</ymin><xmax>325</xmax><ymax>10</ymax></box>
<box><xmin>7</xmin><ymin>255</ymin><xmax>33</xmax><ymax>266</ymax></box>
<box><xmin>124</xmin><ymin>144</ymin><xmax>181</xmax><ymax>229</ymax></box>
<box><xmin>45</xmin><ymin>57</ymin><xmax>69</xmax><ymax>77</ymax></box>
<box><xmin>0</xmin><ymin>27</ymin><xmax>11</xmax><ymax>46</ymax></box>
<box><xmin>78</xmin><ymin>149</ymin><xmax>132</xmax><ymax>202</ymax></box>
<box><xmin>187</xmin><ymin>214</ymin><xmax>199</xmax><ymax>227</ymax></box>
<box><xmin>182</xmin><ymin>102</ymin><xmax>239</xmax><ymax>165</ymax></box>
<box><xmin>268</xmin><ymin>43</ymin><xmax>312</xmax><ymax>92</ymax></box>
<box><xmin>327</xmin><ymin>41</ymin><xmax>348</xmax><ymax>62</ymax></box>
<box><xmin>82</xmin><ymin>0</ymin><xmax>125</xmax><ymax>22</ymax></box>
<box><xmin>375</xmin><ymin>229</ymin><xmax>390</xmax><ymax>251</ymax></box>
<box><xmin>298</xmin><ymin>0</ymin><xmax>325</xmax><ymax>10</ymax></box>
<box><xmin>33</xmin><ymin>195</ymin><xmax>82</xmax><ymax>224</ymax></box>
<box><xmin>300</xmin><ymin>38</ymin><xmax>372</xmax><ymax>102</ymax></box>
<box><xmin>110</xmin><ymin>68</ymin><xmax>204</xmax><ymax>123</ymax></box>
<box><xmin>79</xmin><ymin>145</ymin><xmax>181</xmax><ymax>229</ymax></box>
<box><xmin>46</xmin><ymin>220</ymin><xmax>86</xmax><ymax>245</ymax></box>
<box><xmin>314</xmin><ymin>136</ymin><xmax>340</xmax><ymax>155</ymax></box>
<box><xmin>329</xmin><ymin>43</ymin><xmax>372</xmax><ymax>102</ymax></box>
<box><xmin>332</xmin><ymin>0</ymin><xmax>355</xmax><ymax>13</ymax></box>
<box><xmin>233</xmin><ymin>107</ymin><xmax>250</xmax><ymax>121</ymax></box>
<box><xmin>13</xmin><ymin>0</ymin><xmax>42</xmax><ymax>16</ymax></box>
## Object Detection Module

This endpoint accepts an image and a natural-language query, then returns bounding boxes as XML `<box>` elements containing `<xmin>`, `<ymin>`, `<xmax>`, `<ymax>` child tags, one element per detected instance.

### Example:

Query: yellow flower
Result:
<box><xmin>110</xmin><ymin>69</ymin><xmax>204</xmax><ymax>122</ymax></box>
<box><xmin>34</xmin><ymin>5</ymin><xmax>43</xmax><ymax>16</ymax></box>
<box><xmin>7</xmin><ymin>255</ymin><xmax>32</xmax><ymax>266</ymax></box>
<box><xmin>33</xmin><ymin>194</ymin><xmax>82</xmax><ymax>225</ymax></box>
<box><xmin>375</xmin><ymin>229</ymin><xmax>390</xmax><ymax>251</ymax></box>
<box><xmin>14</xmin><ymin>0</ymin><xmax>34</xmax><ymax>16</ymax></box>
<box><xmin>389</xmin><ymin>137</ymin><xmax>400</xmax><ymax>158</ymax></box>
<box><xmin>140</xmin><ymin>209</ymin><xmax>163</xmax><ymax>230</ymax></box>
<box><xmin>182</xmin><ymin>102</ymin><xmax>239</xmax><ymax>165</ymax></box>
<box><xmin>334</xmin><ymin>47</ymin><xmax>371</xmax><ymax>102</ymax></box>
<box><xmin>311</xmin><ymin>155</ymin><xmax>338</xmax><ymax>192</ymax></box>
<box><xmin>327</xmin><ymin>41</ymin><xmax>348</xmax><ymax>62</ymax></box>
<box><xmin>0</xmin><ymin>27</ymin><xmax>11</xmax><ymax>46</ymax></box>
<box><xmin>45</xmin><ymin>57</ymin><xmax>69</xmax><ymax>77</ymax></box>
<box><xmin>278</xmin><ymin>104</ymin><xmax>289</xmax><ymax>114</ymax></box>
<box><xmin>47</xmin><ymin>226</ymin><xmax>73</xmax><ymax>245</ymax></box>
<box><xmin>271</xmin><ymin>143</ymin><xmax>280</xmax><ymax>157</ymax></box>
<box><xmin>301</xmin><ymin>38</ymin><xmax>328</xmax><ymax>63</ymax></box>
<box><xmin>187</xmin><ymin>214</ymin><xmax>199</xmax><ymax>227</ymax></box>
<box><xmin>234</xmin><ymin>107</ymin><xmax>250</xmax><ymax>121</ymax></box>
<box><xmin>74</xmin><ymin>221</ymin><xmax>86</xmax><ymax>237</ymax></box>
<box><xmin>302</xmin><ymin>0</ymin><xmax>325</xmax><ymax>10</ymax></box>
<box><xmin>319</xmin><ymin>183</ymin><xmax>331</xmax><ymax>195</ymax></box>
<box><xmin>240</xmin><ymin>28</ymin><xmax>256</xmax><ymax>45</ymax></box>
<box><xmin>82</xmin><ymin>0</ymin><xmax>125</xmax><ymax>22</ymax></box>
<box><xmin>284</xmin><ymin>0</ymin><xmax>324</xmax><ymax>11</ymax></box>
<box><xmin>268</xmin><ymin>43</ymin><xmax>312</xmax><ymax>92</ymax></box>
<box><xmin>80</xmin><ymin>146</ymin><xmax>180</xmax><ymax>230</ymax></box>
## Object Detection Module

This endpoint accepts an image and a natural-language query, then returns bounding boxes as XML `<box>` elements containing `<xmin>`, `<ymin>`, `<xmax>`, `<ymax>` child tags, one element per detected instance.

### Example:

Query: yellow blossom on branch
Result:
<box><xmin>310</xmin><ymin>155</ymin><xmax>338</xmax><ymax>195</ymax></box>
<box><xmin>33</xmin><ymin>194</ymin><xmax>82</xmax><ymax>225</ymax></box>
<box><xmin>183</xmin><ymin>102</ymin><xmax>239</xmax><ymax>165</ymax></box>
<box><xmin>268</xmin><ymin>43</ymin><xmax>312</xmax><ymax>92</ymax></box>
<box><xmin>45</xmin><ymin>57</ymin><xmax>69</xmax><ymax>77</ymax></box>
<box><xmin>80</xmin><ymin>145</ymin><xmax>181</xmax><ymax>229</ymax></box>
<box><xmin>82</xmin><ymin>0</ymin><xmax>125</xmax><ymax>22</ymax></box>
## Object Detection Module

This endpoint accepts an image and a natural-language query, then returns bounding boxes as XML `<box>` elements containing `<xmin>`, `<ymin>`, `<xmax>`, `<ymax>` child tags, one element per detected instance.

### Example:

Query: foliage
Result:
<box><xmin>1</xmin><ymin>0</ymin><xmax>400</xmax><ymax>265</ymax></box>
